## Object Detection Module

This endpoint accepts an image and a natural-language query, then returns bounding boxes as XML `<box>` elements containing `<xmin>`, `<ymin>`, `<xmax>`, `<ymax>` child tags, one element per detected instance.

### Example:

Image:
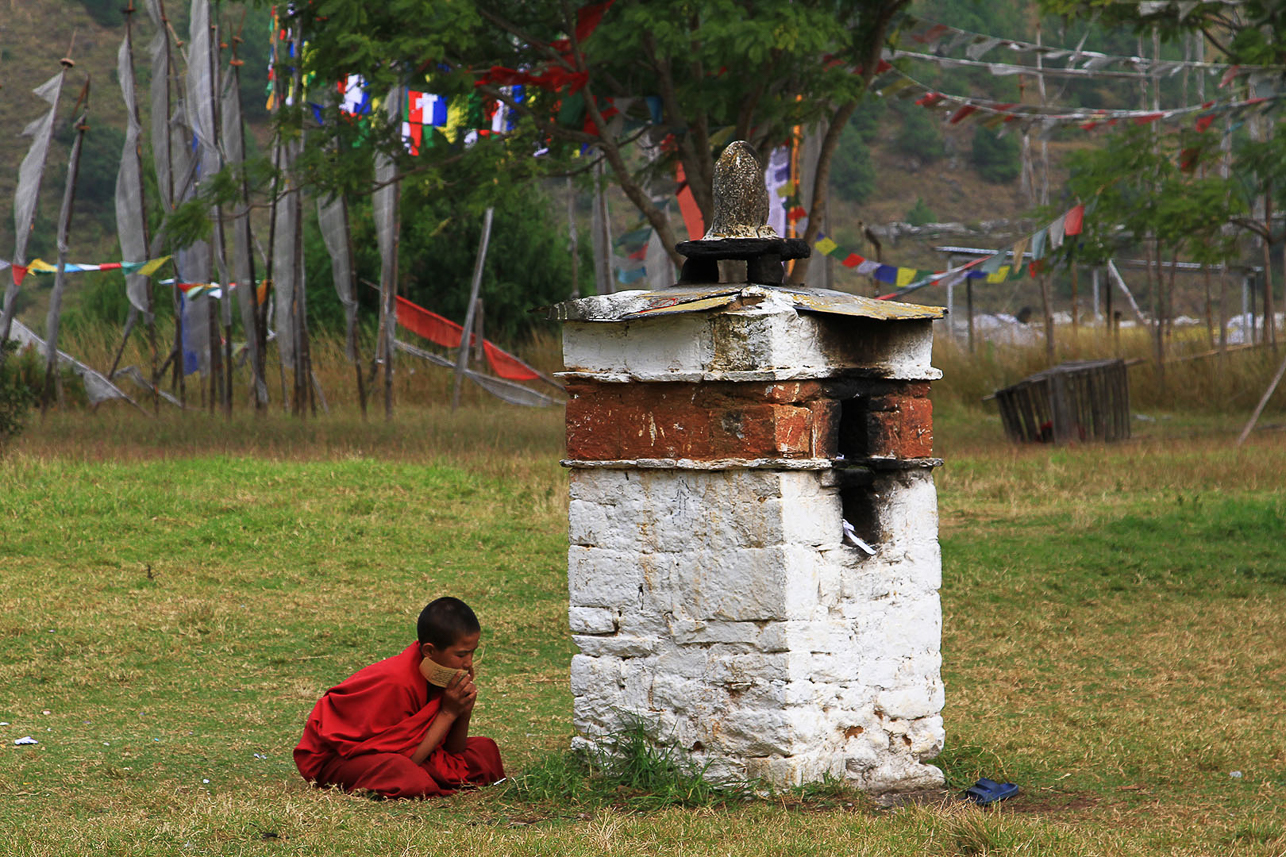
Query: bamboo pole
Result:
<box><xmin>210</xmin><ymin>12</ymin><xmax>233</xmax><ymax>416</ymax></box>
<box><xmin>452</xmin><ymin>206</ymin><xmax>494</xmax><ymax>411</ymax></box>
<box><xmin>376</xmin><ymin>87</ymin><xmax>405</xmax><ymax>421</ymax></box>
<box><xmin>121</xmin><ymin>1</ymin><xmax>158</xmax><ymax>413</ymax></box>
<box><xmin>340</xmin><ymin>195</ymin><xmax>367</xmax><ymax>417</ymax></box>
<box><xmin>1236</xmin><ymin>349</ymin><xmax>1286</xmax><ymax>446</ymax></box>
<box><xmin>567</xmin><ymin>177</ymin><xmax>580</xmax><ymax>299</ymax></box>
<box><xmin>155</xmin><ymin>0</ymin><xmax>185</xmax><ymax>409</ymax></box>
<box><xmin>43</xmin><ymin>90</ymin><xmax>90</xmax><ymax>414</ymax></box>
<box><xmin>229</xmin><ymin>25</ymin><xmax>267</xmax><ymax>411</ymax></box>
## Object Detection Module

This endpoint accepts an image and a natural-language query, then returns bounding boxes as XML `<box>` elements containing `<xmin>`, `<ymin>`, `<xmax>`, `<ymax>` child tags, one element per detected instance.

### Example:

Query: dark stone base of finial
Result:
<box><xmin>675</xmin><ymin>238</ymin><xmax>811</xmax><ymax>287</ymax></box>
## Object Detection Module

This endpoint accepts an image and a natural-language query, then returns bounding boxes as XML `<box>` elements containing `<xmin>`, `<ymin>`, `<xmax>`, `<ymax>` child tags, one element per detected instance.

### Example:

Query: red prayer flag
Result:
<box><xmin>1132</xmin><ymin>112</ymin><xmax>1164</xmax><ymax>125</ymax></box>
<box><xmin>949</xmin><ymin>104</ymin><xmax>978</xmax><ymax>124</ymax></box>
<box><xmin>575</xmin><ymin>0</ymin><xmax>613</xmax><ymax>43</ymax></box>
<box><xmin>841</xmin><ymin>253</ymin><xmax>862</xmax><ymax>269</ymax></box>
<box><xmin>1063</xmin><ymin>204</ymin><xmax>1084</xmax><ymax>236</ymax></box>
<box><xmin>396</xmin><ymin>296</ymin><xmax>543</xmax><ymax>382</ymax></box>
<box><xmin>11</xmin><ymin>265</ymin><xmax>28</xmax><ymax>286</ymax></box>
<box><xmin>675</xmin><ymin>163</ymin><xmax>705</xmax><ymax>240</ymax></box>
<box><xmin>483</xmin><ymin>342</ymin><xmax>540</xmax><ymax>382</ymax></box>
<box><xmin>911</xmin><ymin>23</ymin><xmax>950</xmax><ymax>45</ymax></box>
<box><xmin>397</xmin><ymin>296</ymin><xmax>464</xmax><ymax>349</ymax></box>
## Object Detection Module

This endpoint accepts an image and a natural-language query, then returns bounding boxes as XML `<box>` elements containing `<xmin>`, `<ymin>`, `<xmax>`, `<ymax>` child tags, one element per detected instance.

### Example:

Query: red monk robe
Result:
<box><xmin>294</xmin><ymin>642</ymin><xmax>505</xmax><ymax>798</ymax></box>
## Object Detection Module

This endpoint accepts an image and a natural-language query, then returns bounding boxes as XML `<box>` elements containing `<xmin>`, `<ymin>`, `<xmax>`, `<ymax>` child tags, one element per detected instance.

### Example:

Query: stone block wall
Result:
<box><xmin>560</xmin><ymin>293</ymin><xmax>945</xmax><ymax>793</ymax></box>
<box><xmin>567</xmin><ymin>462</ymin><xmax>945</xmax><ymax>791</ymax></box>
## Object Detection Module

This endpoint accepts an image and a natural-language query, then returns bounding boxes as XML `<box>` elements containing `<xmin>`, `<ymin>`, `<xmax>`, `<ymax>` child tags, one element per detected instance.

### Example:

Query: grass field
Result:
<box><xmin>1</xmin><ymin>401</ymin><xmax>1284</xmax><ymax>856</ymax></box>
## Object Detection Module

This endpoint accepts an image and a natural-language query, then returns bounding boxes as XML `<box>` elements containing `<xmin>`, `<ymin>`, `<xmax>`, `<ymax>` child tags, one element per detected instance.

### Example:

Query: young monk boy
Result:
<box><xmin>293</xmin><ymin>597</ymin><xmax>505</xmax><ymax>798</ymax></box>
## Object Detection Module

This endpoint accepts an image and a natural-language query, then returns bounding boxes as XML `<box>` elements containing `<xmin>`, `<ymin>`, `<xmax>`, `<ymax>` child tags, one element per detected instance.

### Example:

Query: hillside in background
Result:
<box><xmin>0</xmin><ymin>0</ymin><xmax>270</xmax><ymax>259</ymax></box>
<box><xmin>0</xmin><ymin>0</ymin><xmax>1250</xmax><ymax>336</ymax></box>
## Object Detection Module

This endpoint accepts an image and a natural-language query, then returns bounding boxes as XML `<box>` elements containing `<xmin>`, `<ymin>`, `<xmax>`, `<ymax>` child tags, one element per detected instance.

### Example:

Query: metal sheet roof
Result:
<box><xmin>545</xmin><ymin>285</ymin><xmax>944</xmax><ymax>323</ymax></box>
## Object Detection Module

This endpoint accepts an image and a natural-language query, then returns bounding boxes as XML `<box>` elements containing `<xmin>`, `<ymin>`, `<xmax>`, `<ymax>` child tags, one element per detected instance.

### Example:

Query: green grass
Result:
<box><xmin>1</xmin><ymin>405</ymin><xmax>1284</xmax><ymax>855</ymax></box>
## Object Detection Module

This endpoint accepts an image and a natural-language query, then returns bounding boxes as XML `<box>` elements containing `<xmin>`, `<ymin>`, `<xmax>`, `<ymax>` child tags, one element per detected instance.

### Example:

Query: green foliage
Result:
<box><xmin>53</xmin><ymin>118</ymin><xmax>123</xmax><ymax>237</ymax></box>
<box><xmin>970</xmin><ymin>127</ymin><xmax>1020</xmax><ymax>184</ymax></box>
<box><xmin>847</xmin><ymin>97</ymin><xmax>886</xmax><ymax>144</ymax></box>
<box><xmin>906</xmin><ymin>196</ymin><xmax>935</xmax><ymax>226</ymax></box>
<box><xmin>234</xmin><ymin>6</ymin><xmax>274</xmax><ymax>126</ymax></box>
<box><xmin>63</xmin><ymin>272</ymin><xmax>138</xmax><ymax>330</ymax></box>
<box><xmin>0</xmin><ymin>341</ymin><xmax>36</xmax><ymax>449</ymax></box>
<box><xmin>505</xmin><ymin>719</ymin><xmax>752</xmax><ymax>810</ymax></box>
<box><xmin>293</xmin><ymin>0</ymin><xmax>911</xmax><ymax>241</ymax></box>
<box><xmin>75</xmin><ymin>0</ymin><xmax>122</xmax><ymax>26</ymax></box>
<box><xmin>894</xmin><ymin>102</ymin><xmax>945</xmax><ymax>163</ymax></box>
<box><xmin>831</xmin><ymin>121</ymin><xmax>877</xmax><ymax>203</ymax></box>
<box><xmin>1041</xmin><ymin>0</ymin><xmax>1286</xmax><ymax>68</ymax></box>
<box><xmin>399</xmin><ymin>182</ymin><xmax>576</xmax><ymax>344</ymax></box>
<box><xmin>1063</xmin><ymin>124</ymin><xmax>1245</xmax><ymax>268</ymax></box>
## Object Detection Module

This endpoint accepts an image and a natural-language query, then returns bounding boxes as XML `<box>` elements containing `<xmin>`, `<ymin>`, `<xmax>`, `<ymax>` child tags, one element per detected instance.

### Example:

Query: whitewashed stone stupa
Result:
<box><xmin>549</xmin><ymin>281</ymin><xmax>947</xmax><ymax>794</ymax></box>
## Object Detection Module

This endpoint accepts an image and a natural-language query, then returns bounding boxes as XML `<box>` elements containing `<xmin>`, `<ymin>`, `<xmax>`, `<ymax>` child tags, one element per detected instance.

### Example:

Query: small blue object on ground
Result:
<box><xmin>965</xmin><ymin>778</ymin><xmax>1019</xmax><ymax>806</ymax></box>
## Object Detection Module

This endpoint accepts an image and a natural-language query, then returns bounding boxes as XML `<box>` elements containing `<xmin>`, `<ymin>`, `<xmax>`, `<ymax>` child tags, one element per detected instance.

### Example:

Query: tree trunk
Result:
<box><xmin>787</xmin><ymin>99</ymin><xmax>859</xmax><ymax>285</ymax></box>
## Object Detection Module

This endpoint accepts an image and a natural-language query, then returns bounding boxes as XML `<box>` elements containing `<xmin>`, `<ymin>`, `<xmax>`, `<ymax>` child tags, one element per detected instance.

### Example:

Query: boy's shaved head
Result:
<box><xmin>417</xmin><ymin>597</ymin><xmax>481</xmax><ymax>649</ymax></box>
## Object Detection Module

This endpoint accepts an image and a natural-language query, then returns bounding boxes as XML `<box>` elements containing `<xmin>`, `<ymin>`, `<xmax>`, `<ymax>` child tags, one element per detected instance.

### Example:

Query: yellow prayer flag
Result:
<box><xmin>137</xmin><ymin>255</ymin><xmax>172</xmax><ymax>278</ymax></box>
<box><xmin>443</xmin><ymin>98</ymin><xmax>469</xmax><ymax>143</ymax></box>
<box><xmin>28</xmin><ymin>259</ymin><xmax>57</xmax><ymax>273</ymax></box>
<box><xmin>986</xmin><ymin>265</ymin><xmax>1011</xmax><ymax>284</ymax></box>
<box><xmin>815</xmin><ymin>237</ymin><xmax>839</xmax><ymax>256</ymax></box>
<box><xmin>896</xmin><ymin>267</ymin><xmax>916</xmax><ymax>287</ymax></box>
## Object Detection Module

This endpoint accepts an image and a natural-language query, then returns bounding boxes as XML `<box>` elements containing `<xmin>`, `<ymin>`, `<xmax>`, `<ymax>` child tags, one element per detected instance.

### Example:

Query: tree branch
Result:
<box><xmin>642</xmin><ymin>31</ymin><xmax>713</xmax><ymax>222</ymax></box>
<box><xmin>562</xmin><ymin>1</ymin><xmax>682</xmax><ymax>266</ymax></box>
<box><xmin>789</xmin><ymin>0</ymin><xmax>908</xmax><ymax>285</ymax></box>
<box><xmin>475</xmin><ymin>5</ymin><xmax>577</xmax><ymax>72</ymax></box>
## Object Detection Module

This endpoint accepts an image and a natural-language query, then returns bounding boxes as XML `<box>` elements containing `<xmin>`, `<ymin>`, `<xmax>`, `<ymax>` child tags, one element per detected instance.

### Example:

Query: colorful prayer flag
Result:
<box><xmin>338</xmin><ymin>74</ymin><xmax>370</xmax><ymax>116</ymax></box>
<box><xmin>1030</xmin><ymin>228</ymin><xmax>1047</xmax><ymax>260</ymax></box>
<box><xmin>1063</xmin><ymin>205</ymin><xmax>1084</xmax><ymax>237</ymax></box>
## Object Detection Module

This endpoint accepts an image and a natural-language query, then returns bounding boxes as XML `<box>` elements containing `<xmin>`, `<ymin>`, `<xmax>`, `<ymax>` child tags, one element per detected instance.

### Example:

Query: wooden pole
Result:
<box><xmin>1104</xmin><ymin>266</ymin><xmax>1112</xmax><ymax>337</ymax></box>
<box><xmin>157</xmin><ymin>0</ymin><xmax>184</xmax><ymax>409</ymax></box>
<box><xmin>1264</xmin><ymin>180</ymin><xmax>1276</xmax><ymax>351</ymax></box>
<box><xmin>567</xmin><ymin>176</ymin><xmax>580</xmax><ymax>299</ymax></box>
<box><xmin>472</xmin><ymin>298</ymin><xmax>485</xmax><ymax>365</ymax></box>
<box><xmin>1040</xmin><ymin>273</ymin><xmax>1054</xmax><ymax>364</ymax></box>
<box><xmin>1236</xmin><ymin>348</ymin><xmax>1286</xmax><ymax>446</ymax></box>
<box><xmin>207</xmin><ymin>296</ymin><xmax>219</xmax><ymax>415</ymax></box>
<box><xmin>229</xmin><ymin>27</ymin><xmax>266</xmax><ymax>411</ymax></box>
<box><xmin>452</xmin><ymin>206</ymin><xmax>494</xmax><ymax>411</ymax></box>
<box><xmin>341</xmin><ymin>195</ymin><xmax>367</xmax><ymax>417</ymax></box>
<box><xmin>123</xmin><ymin>1</ymin><xmax>158</xmax><ymax>414</ymax></box>
<box><xmin>211</xmin><ymin>13</ymin><xmax>233</xmax><ymax>417</ymax></box>
<box><xmin>43</xmin><ymin>92</ymin><xmax>90</xmax><ymax>415</ymax></box>
<box><xmin>1070</xmin><ymin>261</ymin><xmax>1079</xmax><ymax>339</ymax></box>
<box><xmin>379</xmin><ymin>90</ymin><xmax>404</xmax><ymax>421</ymax></box>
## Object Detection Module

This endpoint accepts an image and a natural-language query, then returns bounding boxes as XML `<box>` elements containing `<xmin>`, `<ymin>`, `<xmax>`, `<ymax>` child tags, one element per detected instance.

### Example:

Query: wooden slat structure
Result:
<box><xmin>989</xmin><ymin>359</ymin><xmax>1131</xmax><ymax>445</ymax></box>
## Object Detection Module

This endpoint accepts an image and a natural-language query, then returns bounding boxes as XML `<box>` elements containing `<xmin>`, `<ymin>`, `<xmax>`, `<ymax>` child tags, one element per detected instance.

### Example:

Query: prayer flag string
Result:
<box><xmin>815</xmin><ymin>202</ymin><xmax>1088</xmax><ymax>301</ymax></box>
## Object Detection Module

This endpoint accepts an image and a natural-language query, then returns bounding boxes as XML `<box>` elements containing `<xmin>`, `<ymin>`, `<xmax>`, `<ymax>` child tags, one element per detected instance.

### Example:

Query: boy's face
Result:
<box><xmin>422</xmin><ymin>631</ymin><xmax>480</xmax><ymax>674</ymax></box>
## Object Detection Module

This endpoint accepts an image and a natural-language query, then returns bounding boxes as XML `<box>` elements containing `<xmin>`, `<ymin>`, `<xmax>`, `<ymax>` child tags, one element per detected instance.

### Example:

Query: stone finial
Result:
<box><xmin>703</xmin><ymin>141</ymin><xmax>778</xmax><ymax>240</ymax></box>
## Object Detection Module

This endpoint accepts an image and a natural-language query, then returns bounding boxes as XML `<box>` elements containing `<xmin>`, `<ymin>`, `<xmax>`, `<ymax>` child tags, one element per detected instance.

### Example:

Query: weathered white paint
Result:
<box><xmin>562</xmin><ymin>288</ymin><xmax>940</xmax><ymax>382</ymax></box>
<box><xmin>563</xmin><ymin>292</ymin><xmax>944</xmax><ymax>795</ymax></box>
